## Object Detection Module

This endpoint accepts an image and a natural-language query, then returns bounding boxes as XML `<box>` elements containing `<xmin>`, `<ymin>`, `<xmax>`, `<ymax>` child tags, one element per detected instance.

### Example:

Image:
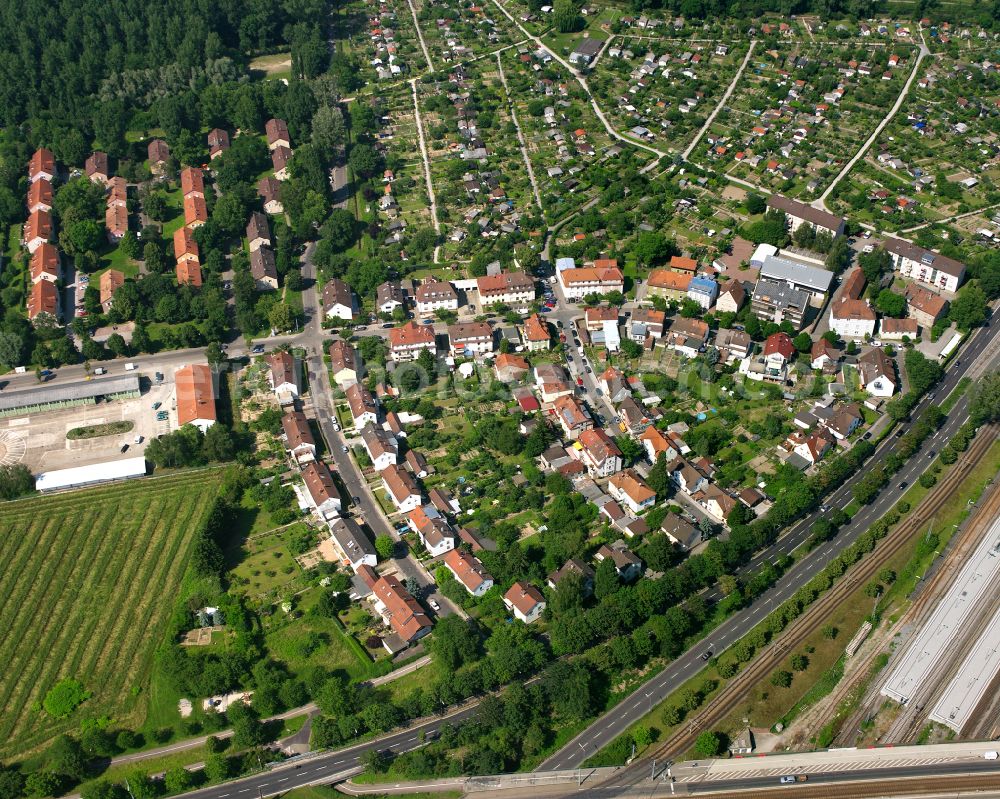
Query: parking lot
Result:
<box><xmin>0</xmin><ymin>375</ymin><xmax>178</xmax><ymax>474</ymax></box>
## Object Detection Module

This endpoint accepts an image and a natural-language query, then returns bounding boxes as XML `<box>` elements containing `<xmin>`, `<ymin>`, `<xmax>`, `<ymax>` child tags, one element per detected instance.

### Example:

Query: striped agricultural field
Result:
<box><xmin>0</xmin><ymin>470</ymin><xmax>222</xmax><ymax>759</ymax></box>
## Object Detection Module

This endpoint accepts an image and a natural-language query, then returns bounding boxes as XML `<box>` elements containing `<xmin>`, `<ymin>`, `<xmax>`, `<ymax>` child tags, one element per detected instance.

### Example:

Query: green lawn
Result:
<box><xmin>0</xmin><ymin>471</ymin><xmax>223</xmax><ymax>759</ymax></box>
<box><xmin>267</xmin><ymin>614</ymin><xmax>376</xmax><ymax>682</ymax></box>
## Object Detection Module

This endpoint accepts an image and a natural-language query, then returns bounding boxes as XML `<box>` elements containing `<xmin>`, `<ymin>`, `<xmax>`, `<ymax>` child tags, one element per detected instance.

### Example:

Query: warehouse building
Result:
<box><xmin>0</xmin><ymin>374</ymin><xmax>140</xmax><ymax>418</ymax></box>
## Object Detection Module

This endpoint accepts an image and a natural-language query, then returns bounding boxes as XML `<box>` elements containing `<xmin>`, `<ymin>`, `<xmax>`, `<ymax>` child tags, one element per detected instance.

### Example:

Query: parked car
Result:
<box><xmin>429</xmin><ymin>599</ymin><xmax>441</xmax><ymax>611</ymax></box>
<box><xmin>152</xmin><ymin>402</ymin><xmax>162</xmax><ymax>410</ymax></box>
<box><xmin>120</xmin><ymin>444</ymin><xmax>129</xmax><ymax>453</ymax></box>
<box><xmin>341</xmin><ymin>445</ymin><xmax>349</xmax><ymax>452</ymax></box>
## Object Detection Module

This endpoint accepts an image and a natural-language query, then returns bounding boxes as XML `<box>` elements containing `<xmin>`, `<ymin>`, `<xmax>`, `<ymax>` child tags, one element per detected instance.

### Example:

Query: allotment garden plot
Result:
<box><xmin>502</xmin><ymin>47</ymin><xmax>653</xmax><ymax>226</ymax></box>
<box><xmin>336</xmin><ymin>0</ymin><xmax>425</xmax><ymax>85</ymax></box>
<box><xmin>0</xmin><ymin>471</ymin><xmax>222</xmax><ymax>759</ymax></box>
<box><xmin>829</xmin><ymin>50</ymin><xmax>1000</xmax><ymax>232</ymax></box>
<box><xmin>588</xmin><ymin>37</ymin><xmax>750</xmax><ymax>156</ymax></box>
<box><xmin>692</xmin><ymin>40</ymin><xmax>917</xmax><ymax>198</ymax></box>
<box><xmin>417</xmin><ymin>59</ymin><xmax>540</xmax><ymax>260</ymax></box>
<box><xmin>415</xmin><ymin>0</ymin><xmax>521</xmax><ymax>65</ymax></box>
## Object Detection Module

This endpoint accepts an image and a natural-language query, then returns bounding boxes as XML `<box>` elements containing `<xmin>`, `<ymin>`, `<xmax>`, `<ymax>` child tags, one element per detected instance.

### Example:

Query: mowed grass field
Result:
<box><xmin>0</xmin><ymin>470</ymin><xmax>222</xmax><ymax>760</ymax></box>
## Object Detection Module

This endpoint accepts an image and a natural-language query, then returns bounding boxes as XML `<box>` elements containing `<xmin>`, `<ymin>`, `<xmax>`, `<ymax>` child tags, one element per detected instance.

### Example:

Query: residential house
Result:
<box><xmin>99</xmin><ymin>269</ymin><xmax>125</xmax><ymax>312</ymax></box>
<box><xmin>370</xmin><ymin>574</ymin><xmax>432</xmax><ymax>648</ymax></box>
<box><xmin>175</xmin><ymin>364</ymin><xmax>217</xmax><ymax>433</ymax></box>
<box><xmin>27</xmin><ymin>179</ymin><xmax>52</xmax><ymax>214</ymax></box>
<box><xmin>405</xmin><ymin>449</ymin><xmax>430</xmax><ymax>478</ymax></box>
<box><xmin>522</xmin><ymin>313</ymin><xmax>551</xmax><ymax>350</ymax></box>
<box><xmin>494</xmin><ymin>353</ymin><xmax>530</xmax><ymax>383</ymax></box>
<box><xmin>415</xmin><ymin>279</ymin><xmax>458</xmax><ymax>314</ymax></box>
<box><xmin>858</xmin><ymin>348</ymin><xmax>897</xmax><ymax>397</ymax></box>
<box><xmin>282</xmin><ymin>410</ymin><xmax>316</xmax><ymax>464</ymax></box>
<box><xmin>346</xmin><ymin>384</ymin><xmax>379</xmax><ymax>429</ymax></box>
<box><xmin>266</xmin><ymin>118</ymin><xmax>291</xmax><ymax>150</ymax></box>
<box><xmin>664</xmin><ymin>317</ymin><xmax>709</xmax><ymax>358</ymax></box>
<box><xmin>250</xmin><ymin>247</ymin><xmax>279</xmax><ymax>291</ymax></box>
<box><xmin>825</xmin><ymin>403</ymin><xmax>863</xmax><ymax>440</ymax></box>
<box><xmin>266</xmin><ymin>350</ymin><xmax>299</xmax><ymax>403</ymax></box>
<box><xmin>609</xmin><ymin>469</ymin><xmax>656</xmax><ymax>514</ymax></box>
<box><xmin>761</xmin><ymin>332</ymin><xmax>796</xmax><ymax>381</ymax></box>
<box><xmin>27</xmin><ymin>279</ymin><xmax>59</xmax><ymax>322</ymax></box>
<box><xmin>328</xmin><ymin>517</ymin><xmax>377</xmax><ymax>571</ymax></box>
<box><xmin>361</xmin><ymin>424</ymin><xmax>398</xmax><ymax>471</ymax></box>
<box><xmin>905</xmin><ymin>284</ymin><xmax>949</xmax><ymax>328</ymax></box>
<box><xmin>716</xmin><ymin>279</ymin><xmax>746</xmax><ymax>313</ymax></box>
<box><xmin>329</xmin><ymin>340</ymin><xmax>358</xmax><ymax>389</ymax></box>
<box><xmin>408</xmin><ymin>505</ymin><xmax>455</xmax><ymax>557</ymax></box>
<box><xmin>584</xmin><ymin>305</ymin><xmax>619</xmax><ymax>331</ymax></box>
<box><xmin>382</xmin><ymin>464</ymin><xmax>422</xmax><ymax>512</ymax></box>
<box><xmin>534</xmin><ymin>363</ymin><xmax>574</xmax><ymax>402</ymax></box>
<box><xmin>246</xmin><ymin>212</ymin><xmax>271</xmax><ymax>252</ymax></box>
<box><xmin>830</xmin><ymin>299</ymin><xmax>877</xmax><ymax>340</ymax></box>
<box><xmin>377</xmin><ymin>281</ymin><xmax>407</xmax><ymax>315</ymax></box>
<box><xmin>595</xmin><ymin>540</ymin><xmax>643</xmax><ymax>582</ymax></box>
<box><xmin>647</xmin><ymin>270</ymin><xmax>692</xmax><ymax>301</ymax></box>
<box><xmin>207</xmin><ymin>128</ymin><xmax>230</xmax><ymax>160</ymax></box>
<box><xmin>448</xmin><ymin>321</ymin><xmax>494</xmax><ymax>356</ymax></box>
<box><xmin>879</xmin><ymin>317</ymin><xmax>919</xmax><ymax>340</ymax></box>
<box><xmin>271</xmin><ymin>146</ymin><xmax>292</xmax><ymax>180</ymax></box>
<box><xmin>882</xmin><ymin>238</ymin><xmax>965</xmax><ymax>293</ymax></box>
<box><xmin>181</xmin><ymin>167</ymin><xmax>205</xmax><ymax>199</ymax></box>
<box><xmin>444</xmin><ymin>549</ymin><xmax>494</xmax><ymax>596</ymax></box>
<box><xmin>629</xmin><ymin>307</ymin><xmax>665</xmax><ymax>343</ymax></box>
<box><xmin>811</xmin><ymin>339</ymin><xmax>839</xmax><ymax>371</ymax></box>
<box><xmin>750</xmin><ymin>279</ymin><xmax>809</xmax><ymax>328</ymax></box>
<box><xmin>147</xmin><ymin>140</ymin><xmax>170</xmax><ymax>175</ymax></box>
<box><xmin>668</xmin><ymin>456</ymin><xmax>707</xmax><ymax>495</ymax></box>
<box><xmin>175</xmin><ymin>260</ymin><xmax>203</xmax><ymax>288</ymax></box>
<box><xmin>24</xmin><ymin>210</ymin><xmax>53</xmax><ymax>253</ymax></box>
<box><xmin>323</xmin><ymin>278</ymin><xmax>358</xmax><ymax>321</ymax></box>
<box><xmin>552</xmin><ymin>394</ymin><xmax>593</xmax><ymax>439</ymax></box>
<box><xmin>477</xmin><ymin>271</ymin><xmax>535</xmax><ymax>306</ymax></box>
<box><xmin>791</xmin><ymin>429</ymin><xmax>835</xmax><ymax>465</ymax></box>
<box><xmin>617</xmin><ymin>396</ymin><xmax>651</xmax><ymax>436</ymax></box>
<box><xmin>661</xmin><ymin>513</ymin><xmax>701</xmax><ymax>550</ymax></box>
<box><xmin>577</xmin><ymin>428</ymin><xmax>623</xmax><ymax>477</ymax></box>
<box><xmin>29</xmin><ymin>147</ymin><xmax>55</xmax><ymax>183</ymax></box>
<box><xmin>258</xmin><ymin>176</ymin><xmax>283</xmax><ymax>214</ymax></box>
<box><xmin>640</xmin><ymin>426</ymin><xmax>678</xmax><ymax>464</ymax></box>
<box><xmin>105</xmin><ymin>204</ymin><xmax>128</xmax><ymax>242</ymax></box>
<box><xmin>695</xmin><ymin>484</ymin><xmax>738</xmax><ymax>521</ymax></box>
<box><xmin>558</xmin><ymin>266</ymin><xmax>624</xmax><ymax>300</ymax></box>
<box><xmin>766</xmin><ymin>194</ymin><xmax>846</xmax><ymax>237</ymax></box>
<box><xmin>669</xmin><ymin>255</ymin><xmax>699</xmax><ymax>275</ymax></box>
<box><xmin>504</xmin><ymin>581</ymin><xmax>546</xmax><ymax>623</ymax></box>
<box><xmin>173</xmin><ymin>227</ymin><xmax>200</xmax><ymax>266</ymax></box>
<box><xmin>85</xmin><ymin>152</ymin><xmax>109</xmax><ymax>184</ymax></box>
<box><xmin>715</xmin><ymin>328</ymin><xmax>752</xmax><ymax>363</ymax></box>
<box><xmin>687</xmin><ymin>275</ymin><xmax>719</xmax><ymax>310</ymax></box>
<box><xmin>547</xmin><ymin>559</ymin><xmax>595</xmax><ymax>596</ymax></box>
<box><xmin>389</xmin><ymin>322</ymin><xmax>436</xmax><ymax>362</ymax></box>
<box><xmin>29</xmin><ymin>243</ymin><xmax>60</xmax><ymax>284</ymax></box>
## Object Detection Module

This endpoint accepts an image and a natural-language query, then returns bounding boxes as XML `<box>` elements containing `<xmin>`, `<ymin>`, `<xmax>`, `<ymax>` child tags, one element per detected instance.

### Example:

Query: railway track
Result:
<box><xmin>829</xmin><ymin>473</ymin><xmax>1000</xmax><ymax>746</ymax></box>
<box><xmin>692</xmin><ymin>773</ymin><xmax>1000</xmax><ymax>799</ymax></box>
<box><xmin>602</xmin><ymin>425</ymin><xmax>998</xmax><ymax>787</ymax></box>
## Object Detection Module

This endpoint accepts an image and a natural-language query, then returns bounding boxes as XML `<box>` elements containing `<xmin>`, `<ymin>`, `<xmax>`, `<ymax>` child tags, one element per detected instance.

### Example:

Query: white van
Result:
<box><xmin>984</xmin><ymin>751</ymin><xmax>998</xmax><ymax>760</ymax></box>
<box><xmin>124</xmin><ymin>362</ymin><xmax>137</xmax><ymax>371</ymax></box>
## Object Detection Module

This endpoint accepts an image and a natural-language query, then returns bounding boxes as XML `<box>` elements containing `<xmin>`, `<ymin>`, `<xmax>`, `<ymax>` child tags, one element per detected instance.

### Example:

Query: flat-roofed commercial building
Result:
<box><xmin>0</xmin><ymin>374</ymin><xmax>140</xmax><ymax>418</ymax></box>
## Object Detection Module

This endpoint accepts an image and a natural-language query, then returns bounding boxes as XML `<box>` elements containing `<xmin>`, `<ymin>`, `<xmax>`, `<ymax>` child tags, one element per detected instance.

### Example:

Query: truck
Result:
<box><xmin>93</xmin><ymin>367</ymin><xmax>106</xmax><ymax>375</ymax></box>
<box><xmin>124</xmin><ymin>362</ymin><xmax>137</xmax><ymax>371</ymax></box>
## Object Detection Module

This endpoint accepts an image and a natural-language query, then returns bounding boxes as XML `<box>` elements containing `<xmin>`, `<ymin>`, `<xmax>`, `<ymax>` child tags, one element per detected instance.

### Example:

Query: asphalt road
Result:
<box><xmin>540</xmin><ymin>318</ymin><xmax>1000</xmax><ymax>770</ymax></box>
<box><xmin>298</xmin><ymin>249</ymin><xmax>460</xmax><ymax>619</ymax></box>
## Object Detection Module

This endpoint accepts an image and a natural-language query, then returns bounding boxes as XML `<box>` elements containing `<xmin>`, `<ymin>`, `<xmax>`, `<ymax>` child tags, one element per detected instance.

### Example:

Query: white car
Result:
<box><xmin>332</xmin><ymin>423</ymin><xmax>341</xmax><ymax>432</ymax></box>
<box><xmin>429</xmin><ymin>599</ymin><xmax>441</xmax><ymax>611</ymax></box>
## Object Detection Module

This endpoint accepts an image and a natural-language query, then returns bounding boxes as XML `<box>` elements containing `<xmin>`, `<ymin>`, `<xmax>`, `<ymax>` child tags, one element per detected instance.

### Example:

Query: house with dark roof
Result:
<box><xmin>766</xmin><ymin>194</ymin><xmax>845</xmax><ymax>237</ymax></box>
